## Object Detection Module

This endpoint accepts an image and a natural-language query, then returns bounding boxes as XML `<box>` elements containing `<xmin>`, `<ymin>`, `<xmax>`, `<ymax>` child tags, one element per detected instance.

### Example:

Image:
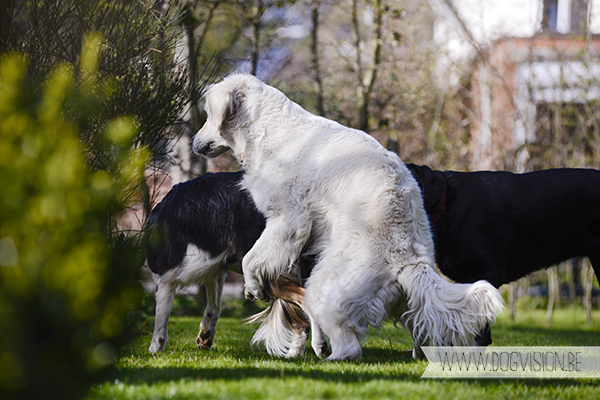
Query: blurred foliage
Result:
<box><xmin>0</xmin><ymin>37</ymin><xmax>149</xmax><ymax>400</ymax></box>
<box><xmin>137</xmin><ymin>290</ymin><xmax>267</xmax><ymax>319</ymax></box>
<box><xmin>524</xmin><ymin>101</ymin><xmax>600</xmax><ymax>170</ymax></box>
<box><xmin>0</xmin><ymin>0</ymin><xmax>189</xmax><ymax>170</ymax></box>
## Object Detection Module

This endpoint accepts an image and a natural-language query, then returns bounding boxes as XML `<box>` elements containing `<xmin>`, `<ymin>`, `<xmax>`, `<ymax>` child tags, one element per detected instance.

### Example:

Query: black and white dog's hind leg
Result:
<box><xmin>147</xmin><ymin>249</ymin><xmax>229</xmax><ymax>353</ymax></box>
<box><xmin>196</xmin><ymin>261</ymin><xmax>228</xmax><ymax>350</ymax></box>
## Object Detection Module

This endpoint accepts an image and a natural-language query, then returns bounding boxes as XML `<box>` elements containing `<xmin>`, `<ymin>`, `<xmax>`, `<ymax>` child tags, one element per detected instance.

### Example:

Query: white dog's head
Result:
<box><xmin>191</xmin><ymin>73</ymin><xmax>270</xmax><ymax>159</ymax></box>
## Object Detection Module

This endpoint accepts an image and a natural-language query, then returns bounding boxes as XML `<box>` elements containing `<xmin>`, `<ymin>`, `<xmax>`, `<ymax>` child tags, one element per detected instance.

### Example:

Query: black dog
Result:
<box><xmin>406</xmin><ymin>164</ymin><xmax>600</xmax><ymax>343</ymax></box>
<box><xmin>145</xmin><ymin>171</ymin><xmax>308</xmax><ymax>355</ymax></box>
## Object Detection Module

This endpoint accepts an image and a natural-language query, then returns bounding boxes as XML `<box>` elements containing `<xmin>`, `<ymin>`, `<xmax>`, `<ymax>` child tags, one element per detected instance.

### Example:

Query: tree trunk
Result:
<box><xmin>566</xmin><ymin>260</ymin><xmax>575</xmax><ymax>302</ymax></box>
<box><xmin>310</xmin><ymin>0</ymin><xmax>324</xmax><ymax>116</ymax></box>
<box><xmin>250</xmin><ymin>0</ymin><xmax>263</xmax><ymax>76</ymax></box>
<box><xmin>508</xmin><ymin>281</ymin><xmax>517</xmax><ymax>321</ymax></box>
<box><xmin>351</xmin><ymin>0</ymin><xmax>382</xmax><ymax>132</ymax></box>
<box><xmin>582</xmin><ymin>258</ymin><xmax>594</xmax><ymax>325</ymax></box>
<box><xmin>546</xmin><ymin>265</ymin><xmax>560</xmax><ymax>324</ymax></box>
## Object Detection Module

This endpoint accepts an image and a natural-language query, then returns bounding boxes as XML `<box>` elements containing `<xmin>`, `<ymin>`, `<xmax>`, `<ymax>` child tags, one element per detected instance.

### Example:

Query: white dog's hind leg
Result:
<box><xmin>196</xmin><ymin>266</ymin><xmax>227</xmax><ymax>350</ymax></box>
<box><xmin>324</xmin><ymin>325</ymin><xmax>362</xmax><ymax>361</ymax></box>
<box><xmin>305</xmin><ymin>284</ymin><xmax>361</xmax><ymax>361</ymax></box>
<box><xmin>308</xmin><ymin>316</ymin><xmax>329</xmax><ymax>358</ymax></box>
<box><xmin>149</xmin><ymin>277</ymin><xmax>176</xmax><ymax>353</ymax></box>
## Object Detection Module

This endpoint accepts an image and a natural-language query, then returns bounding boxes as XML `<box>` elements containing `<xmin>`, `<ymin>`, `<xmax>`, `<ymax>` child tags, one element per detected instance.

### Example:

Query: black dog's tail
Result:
<box><xmin>245</xmin><ymin>276</ymin><xmax>311</xmax><ymax>358</ymax></box>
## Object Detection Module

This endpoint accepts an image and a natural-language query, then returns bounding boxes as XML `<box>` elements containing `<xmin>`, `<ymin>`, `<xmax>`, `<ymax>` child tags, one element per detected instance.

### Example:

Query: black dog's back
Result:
<box><xmin>407</xmin><ymin>164</ymin><xmax>600</xmax><ymax>287</ymax></box>
<box><xmin>145</xmin><ymin>171</ymin><xmax>266</xmax><ymax>276</ymax></box>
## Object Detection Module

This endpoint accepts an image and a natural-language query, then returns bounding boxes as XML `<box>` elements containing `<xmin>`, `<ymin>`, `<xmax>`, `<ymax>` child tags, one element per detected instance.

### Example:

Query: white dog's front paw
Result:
<box><xmin>312</xmin><ymin>339</ymin><xmax>330</xmax><ymax>359</ymax></box>
<box><xmin>244</xmin><ymin>277</ymin><xmax>268</xmax><ymax>302</ymax></box>
<box><xmin>244</xmin><ymin>287</ymin><xmax>257</xmax><ymax>301</ymax></box>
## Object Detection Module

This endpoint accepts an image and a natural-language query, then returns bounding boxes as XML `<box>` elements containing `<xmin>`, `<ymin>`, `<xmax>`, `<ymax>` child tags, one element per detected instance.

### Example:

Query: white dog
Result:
<box><xmin>192</xmin><ymin>73</ymin><xmax>503</xmax><ymax>360</ymax></box>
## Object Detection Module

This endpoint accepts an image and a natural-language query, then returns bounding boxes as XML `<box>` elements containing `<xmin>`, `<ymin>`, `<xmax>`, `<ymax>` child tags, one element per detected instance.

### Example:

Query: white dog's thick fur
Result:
<box><xmin>192</xmin><ymin>73</ymin><xmax>503</xmax><ymax>360</ymax></box>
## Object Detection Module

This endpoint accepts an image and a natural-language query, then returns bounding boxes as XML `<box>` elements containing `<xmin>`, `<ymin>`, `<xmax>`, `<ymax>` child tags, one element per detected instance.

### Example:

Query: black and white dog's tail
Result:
<box><xmin>246</xmin><ymin>276</ymin><xmax>312</xmax><ymax>358</ymax></box>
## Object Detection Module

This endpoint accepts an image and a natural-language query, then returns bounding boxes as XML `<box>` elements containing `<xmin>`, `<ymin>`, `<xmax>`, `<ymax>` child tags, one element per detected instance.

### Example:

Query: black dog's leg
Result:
<box><xmin>474</xmin><ymin>323</ymin><xmax>492</xmax><ymax>346</ymax></box>
<box><xmin>588</xmin><ymin>254</ymin><xmax>600</xmax><ymax>284</ymax></box>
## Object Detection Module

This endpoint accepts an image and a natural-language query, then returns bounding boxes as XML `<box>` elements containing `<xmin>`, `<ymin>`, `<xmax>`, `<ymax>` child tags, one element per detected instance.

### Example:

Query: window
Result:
<box><xmin>543</xmin><ymin>0</ymin><xmax>589</xmax><ymax>35</ymax></box>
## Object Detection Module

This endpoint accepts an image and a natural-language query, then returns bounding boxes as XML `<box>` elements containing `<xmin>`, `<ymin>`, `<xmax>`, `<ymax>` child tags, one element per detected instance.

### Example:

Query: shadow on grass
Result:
<box><xmin>492</xmin><ymin>325</ymin><xmax>600</xmax><ymax>346</ymax></box>
<box><xmin>109</xmin><ymin>363</ymin><xmax>599</xmax><ymax>390</ymax></box>
<box><xmin>105</xmin><ymin>346</ymin><xmax>420</xmax><ymax>386</ymax></box>
<box><xmin>444</xmin><ymin>378</ymin><xmax>600</xmax><ymax>390</ymax></box>
<box><xmin>107</xmin><ymin>364</ymin><xmax>419</xmax><ymax>385</ymax></box>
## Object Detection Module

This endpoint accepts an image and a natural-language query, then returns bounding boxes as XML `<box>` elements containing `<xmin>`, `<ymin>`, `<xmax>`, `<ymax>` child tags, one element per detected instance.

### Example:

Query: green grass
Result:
<box><xmin>86</xmin><ymin>304</ymin><xmax>600</xmax><ymax>400</ymax></box>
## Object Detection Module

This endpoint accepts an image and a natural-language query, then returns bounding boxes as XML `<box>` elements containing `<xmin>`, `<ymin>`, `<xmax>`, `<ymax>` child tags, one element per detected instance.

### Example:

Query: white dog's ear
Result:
<box><xmin>223</xmin><ymin>89</ymin><xmax>244</xmax><ymax>128</ymax></box>
<box><xmin>207</xmin><ymin>84</ymin><xmax>244</xmax><ymax>131</ymax></box>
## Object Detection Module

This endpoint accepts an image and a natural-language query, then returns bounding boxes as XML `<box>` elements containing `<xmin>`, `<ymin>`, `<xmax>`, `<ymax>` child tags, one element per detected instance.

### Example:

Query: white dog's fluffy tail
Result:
<box><xmin>396</xmin><ymin>264</ymin><xmax>504</xmax><ymax>352</ymax></box>
<box><xmin>245</xmin><ymin>276</ymin><xmax>310</xmax><ymax>358</ymax></box>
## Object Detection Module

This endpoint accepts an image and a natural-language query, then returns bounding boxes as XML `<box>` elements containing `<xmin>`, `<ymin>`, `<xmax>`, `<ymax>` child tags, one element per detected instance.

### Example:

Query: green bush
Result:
<box><xmin>0</xmin><ymin>41</ymin><xmax>148</xmax><ymax>400</ymax></box>
<box><xmin>1</xmin><ymin>0</ymin><xmax>189</xmax><ymax>172</ymax></box>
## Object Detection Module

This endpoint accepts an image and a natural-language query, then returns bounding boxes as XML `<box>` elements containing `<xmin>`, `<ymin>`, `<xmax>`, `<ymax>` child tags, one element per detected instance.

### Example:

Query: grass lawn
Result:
<box><xmin>86</xmin><ymin>303</ymin><xmax>600</xmax><ymax>400</ymax></box>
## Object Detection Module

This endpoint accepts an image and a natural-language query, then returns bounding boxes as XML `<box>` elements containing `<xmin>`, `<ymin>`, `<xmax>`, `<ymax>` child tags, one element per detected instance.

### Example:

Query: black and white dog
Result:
<box><xmin>145</xmin><ymin>171</ymin><xmax>309</xmax><ymax>356</ymax></box>
<box><xmin>406</xmin><ymin>164</ymin><xmax>600</xmax><ymax>343</ymax></box>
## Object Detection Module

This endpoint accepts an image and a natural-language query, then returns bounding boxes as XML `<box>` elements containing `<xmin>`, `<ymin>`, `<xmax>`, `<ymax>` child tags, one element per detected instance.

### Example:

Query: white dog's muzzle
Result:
<box><xmin>191</xmin><ymin>136</ymin><xmax>229</xmax><ymax>158</ymax></box>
